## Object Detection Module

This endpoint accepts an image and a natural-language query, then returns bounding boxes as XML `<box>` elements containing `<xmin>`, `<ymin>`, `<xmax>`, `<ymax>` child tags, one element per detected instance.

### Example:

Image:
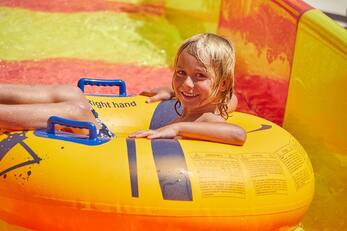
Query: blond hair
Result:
<box><xmin>174</xmin><ymin>33</ymin><xmax>236</xmax><ymax>119</ymax></box>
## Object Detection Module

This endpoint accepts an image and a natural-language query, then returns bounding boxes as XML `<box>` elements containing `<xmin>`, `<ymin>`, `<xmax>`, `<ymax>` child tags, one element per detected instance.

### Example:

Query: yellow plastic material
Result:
<box><xmin>283</xmin><ymin>9</ymin><xmax>347</xmax><ymax>230</ymax></box>
<box><xmin>0</xmin><ymin>96</ymin><xmax>314</xmax><ymax>231</ymax></box>
<box><xmin>87</xmin><ymin>95</ymin><xmax>158</xmax><ymax>134</ymax></box>
<box><xmin>284</xmin><ymin>9</ymin><xmax>347</xmax><ymax>152</ymax></box>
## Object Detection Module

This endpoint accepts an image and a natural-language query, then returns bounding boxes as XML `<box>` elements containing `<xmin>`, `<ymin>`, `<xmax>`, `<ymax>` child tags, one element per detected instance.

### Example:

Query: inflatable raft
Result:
<box><xmin>0</xmin><ymin>81</ymin><xmax>314</xmax><ymax>231</ymax></box>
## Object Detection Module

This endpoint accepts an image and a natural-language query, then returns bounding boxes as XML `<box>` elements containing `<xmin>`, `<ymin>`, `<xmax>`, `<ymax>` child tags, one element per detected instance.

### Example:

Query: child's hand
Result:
<box><xmin>140</xmin><ymin>87</ymin><xmax>174</xmax><ymax>103</ymax></box>
<box><xmin>128</xmin><ymin>124</ymin><xmax>179</xmax><ymax>139</ymax></box>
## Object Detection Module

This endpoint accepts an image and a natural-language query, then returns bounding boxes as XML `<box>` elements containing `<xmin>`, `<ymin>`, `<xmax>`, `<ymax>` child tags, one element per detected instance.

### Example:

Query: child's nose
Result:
<box><xmin>183</xmin><ymin>76</ymin><xmax>194</xmax><ymax>88</ymax></box>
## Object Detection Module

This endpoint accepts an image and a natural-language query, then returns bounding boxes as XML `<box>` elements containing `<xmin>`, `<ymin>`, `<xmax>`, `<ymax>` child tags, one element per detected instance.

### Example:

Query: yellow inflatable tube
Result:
<box><xmin>0</xmin><ymin>95</ymin><xmax>314</xmax><ymax>231</ymax></box>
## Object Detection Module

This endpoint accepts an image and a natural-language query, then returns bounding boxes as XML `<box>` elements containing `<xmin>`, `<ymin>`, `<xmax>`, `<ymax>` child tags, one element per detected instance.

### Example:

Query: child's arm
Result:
<box><xmin>140</xmin><ymin>87</ymin><xmax>174</xmax><ymax>103</ymax></box>
<box><xmin>129</xmin><ymin>121</ymin><xmax>246</xmax><ymax>145</ymax></box>
<box><xmin>141</xmin><ymin>87</ymin><xmax>238</xmax><ymax>112</ymax></box>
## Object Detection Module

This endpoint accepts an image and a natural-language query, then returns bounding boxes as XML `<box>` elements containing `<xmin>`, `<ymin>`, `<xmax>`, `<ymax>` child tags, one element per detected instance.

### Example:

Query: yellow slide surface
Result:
<box><xmin>284</xmin><ymin>9</ymin><xmax>347</xmax><ymax>230</ymax></box>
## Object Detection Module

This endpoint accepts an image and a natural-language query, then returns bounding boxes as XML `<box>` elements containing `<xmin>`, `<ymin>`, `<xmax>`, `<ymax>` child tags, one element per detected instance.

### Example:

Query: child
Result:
<box><xmin>129</xmin><ymin>33</ymin><xmax>246</xmax><ymax>145</ymax></box>
<box><xmin>0</xmin><ymin>33</ymin><xmax>246</xmax><ymax>145</ymax></box>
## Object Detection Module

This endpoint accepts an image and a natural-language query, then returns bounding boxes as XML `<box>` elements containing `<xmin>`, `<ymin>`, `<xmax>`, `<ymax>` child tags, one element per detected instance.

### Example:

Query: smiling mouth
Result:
<box><xmin>181</xmin><ymin>91</ymin><xmax>198</xmax><ymax>98</ymax></box>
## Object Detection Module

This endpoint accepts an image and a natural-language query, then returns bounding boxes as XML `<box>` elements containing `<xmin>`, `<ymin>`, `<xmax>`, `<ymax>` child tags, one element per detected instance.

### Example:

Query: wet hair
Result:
<box><xmin>173</xmin><ymin>33</ymin><xmax>235</xmax><ymax>119</ymax></box>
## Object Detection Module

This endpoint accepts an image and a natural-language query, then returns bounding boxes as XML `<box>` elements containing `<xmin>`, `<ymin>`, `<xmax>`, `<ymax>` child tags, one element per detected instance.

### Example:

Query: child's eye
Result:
<box><xmin>195</xmin><ymin>73</ymin><xmax>207</xmax><ymax>80</ymax></box>
<box><xmin>176</xmin><ymin>70</ymin><xmax>186</xmax><ymax>76</ymax></box>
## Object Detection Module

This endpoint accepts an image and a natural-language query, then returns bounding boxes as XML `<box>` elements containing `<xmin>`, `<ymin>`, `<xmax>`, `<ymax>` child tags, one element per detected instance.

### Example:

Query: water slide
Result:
<box><xmin>0</xmin><ymin>0</ymin><xmax>346</xmax><ymax>230</ymax></box>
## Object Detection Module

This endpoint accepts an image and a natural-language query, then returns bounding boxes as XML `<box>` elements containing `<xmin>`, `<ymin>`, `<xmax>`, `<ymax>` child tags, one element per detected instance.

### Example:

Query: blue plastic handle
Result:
<box><xmin>46</xmin><ymin>116</ymin><xmax>98</xmax><ymax>140</ymax></box>
<box><xmin>77</xmin><ymin>78</ymin><xmax>127</xmax><ymax>96</ymax></box>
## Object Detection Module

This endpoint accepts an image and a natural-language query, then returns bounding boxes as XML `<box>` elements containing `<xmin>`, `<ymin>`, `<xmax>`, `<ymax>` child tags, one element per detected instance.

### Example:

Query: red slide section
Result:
<box><xmin>0</xmin><ymin>0</ymin><xmax>164</xmax><ymax>15</ymax></box>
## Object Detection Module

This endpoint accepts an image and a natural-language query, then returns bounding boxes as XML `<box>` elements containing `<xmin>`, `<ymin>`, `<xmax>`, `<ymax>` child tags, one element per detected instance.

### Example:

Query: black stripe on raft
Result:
<box><xmin>126</xmin><ymin>138</ymin><xmax>139</xmax><ymax>197</ymax></box>
<box><xmin>149</xmin><ymin>100</ymin><xmax>181</xmax><ymax>130</ymax></box>
<box><xmin>151</xmin><ymin>139</ymin><xmax>193</xmax><ymax>201</ymax></box>
<box><xmin>247</xmin><ymin>124</ymin><xmax>272</xmax><ymax>133</ymax></box>
<box><xmin>0</xmin><ymin>132</ymin><xmax>41</xmax><ymax>176</ymax></box>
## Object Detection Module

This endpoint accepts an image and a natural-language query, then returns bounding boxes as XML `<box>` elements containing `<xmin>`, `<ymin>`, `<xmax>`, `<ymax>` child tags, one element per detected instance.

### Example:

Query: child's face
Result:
<box><xmin>173</xmin><ymin>49</ymin><xmax>216</xmax><ymax>113</ymax></box>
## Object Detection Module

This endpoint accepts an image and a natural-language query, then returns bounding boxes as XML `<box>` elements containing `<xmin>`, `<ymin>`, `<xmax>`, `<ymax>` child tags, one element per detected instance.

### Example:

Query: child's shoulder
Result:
<box><xmin>196</xmin><ymin>112</ymin><xmax>225</xmax><ymax>123</ymax></box>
